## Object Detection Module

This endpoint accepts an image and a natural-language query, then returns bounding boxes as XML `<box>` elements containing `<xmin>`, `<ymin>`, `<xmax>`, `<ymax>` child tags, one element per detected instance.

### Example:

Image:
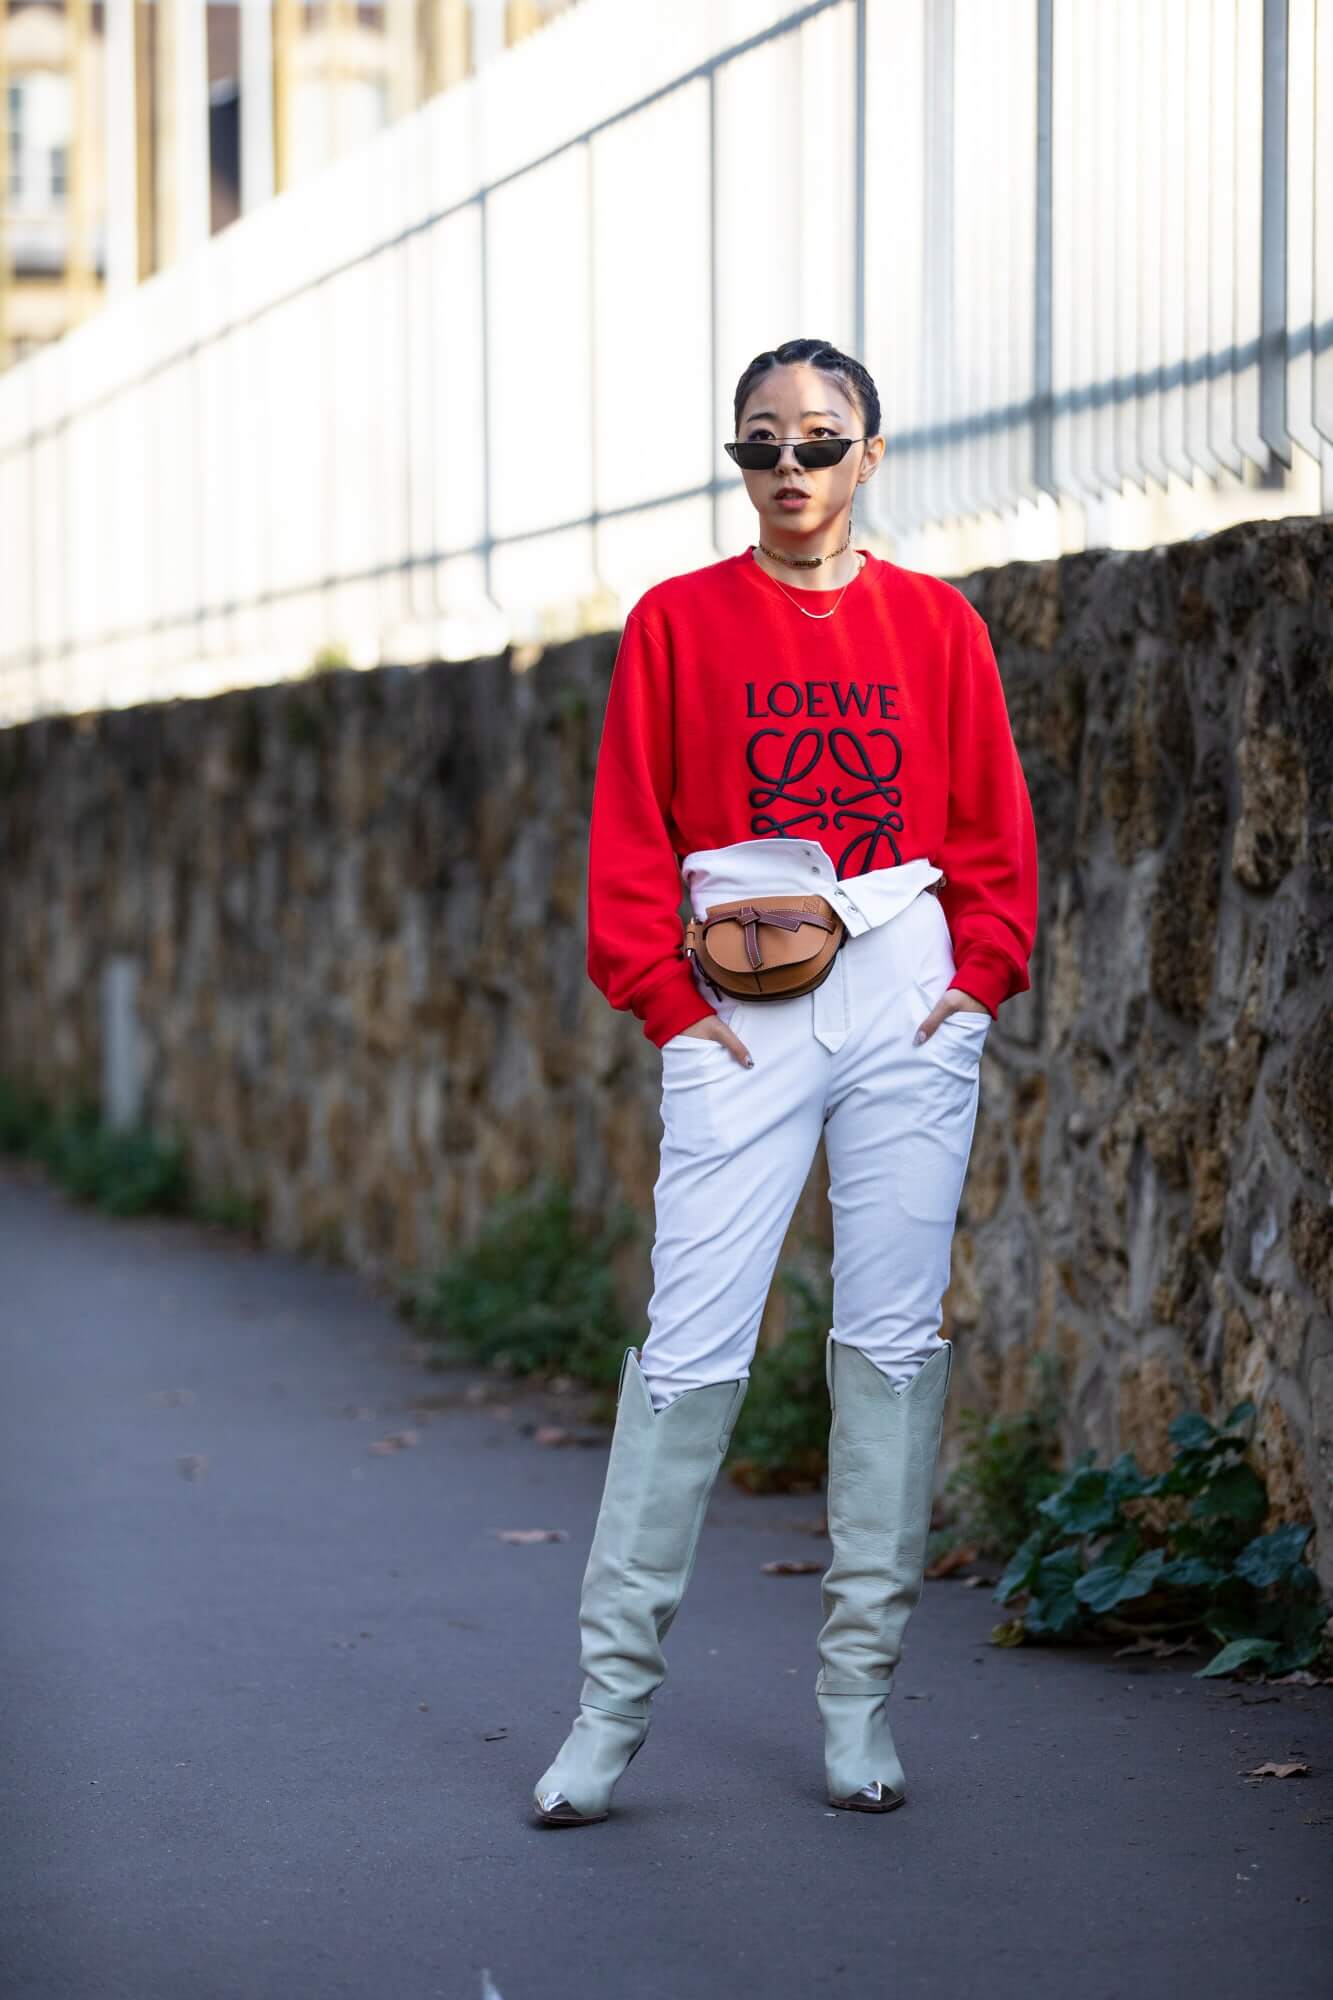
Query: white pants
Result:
<box><xmin>640</xmin><ymin>856</ymin><xmax>991</xmax><ymax>1413</ymax></box>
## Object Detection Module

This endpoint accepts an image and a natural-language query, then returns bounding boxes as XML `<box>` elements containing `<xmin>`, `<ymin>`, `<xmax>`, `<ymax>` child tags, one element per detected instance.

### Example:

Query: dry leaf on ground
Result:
<box><xmin>369</xmin><ymin>1430</ymin><xmax>419</xmax><ymax>1453</ymax></box>
<box><xmin>925</xmin><ymin>1544</ymin><xmax>979</xmax><ymax>1578</ymax></box>
<box><xmin>526</xmin><ymin>1424</ymin><xmax>608</xmax><ymax>1448</ymax></box>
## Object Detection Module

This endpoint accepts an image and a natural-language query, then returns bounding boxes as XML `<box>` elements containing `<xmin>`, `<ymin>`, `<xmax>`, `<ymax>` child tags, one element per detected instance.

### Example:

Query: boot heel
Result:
<box><xmin>829</xmin><ymin>1782</ymin><xmax>907</xmax><ymax>1813</ymax></box>
<box><xmin>533</xmin><ymin>1729</ymin><xmax>647</xmax><ymax>1827</ymax></box>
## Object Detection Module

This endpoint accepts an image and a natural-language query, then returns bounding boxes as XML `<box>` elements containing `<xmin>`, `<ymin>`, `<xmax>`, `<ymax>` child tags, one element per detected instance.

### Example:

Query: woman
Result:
<box><xmin>532</xmin><ymin>337</ymin><xmax>1038</xmax><ymax>1826</ymax></box>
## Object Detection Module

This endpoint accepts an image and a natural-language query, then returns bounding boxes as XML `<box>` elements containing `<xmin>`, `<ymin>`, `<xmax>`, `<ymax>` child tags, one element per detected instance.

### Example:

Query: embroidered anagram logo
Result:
<box><xmin>744</xmin><ymin>680</ymin><xmax>906</xmax><ymax>874</ymax></box>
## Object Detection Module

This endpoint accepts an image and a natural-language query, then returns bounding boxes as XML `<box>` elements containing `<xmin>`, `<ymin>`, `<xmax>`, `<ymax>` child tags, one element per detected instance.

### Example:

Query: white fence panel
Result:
<box><xmin>0</xmin><ymin>0</ymin><xmax>1329</xmax><ymax>726</ymax></box>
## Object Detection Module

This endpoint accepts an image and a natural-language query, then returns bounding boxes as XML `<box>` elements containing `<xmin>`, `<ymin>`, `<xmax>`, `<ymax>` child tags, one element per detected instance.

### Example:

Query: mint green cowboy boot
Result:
<box><xmin>532</xmin><ymin>1345</ymin><xmax>748</xmax><ymax>1826</ymax></box>
<box><xmin>815</xmin><ymin>1334</ymin><xmax>954</xmax><ymax>1812</ymax></box>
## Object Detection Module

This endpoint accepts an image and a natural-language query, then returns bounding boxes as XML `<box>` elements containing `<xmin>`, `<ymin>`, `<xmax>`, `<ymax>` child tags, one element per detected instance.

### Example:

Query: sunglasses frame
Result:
<box><xmin>724</xmin><ymin>435</ymin><xmax>869</xmax><ymax>471</ymax></box>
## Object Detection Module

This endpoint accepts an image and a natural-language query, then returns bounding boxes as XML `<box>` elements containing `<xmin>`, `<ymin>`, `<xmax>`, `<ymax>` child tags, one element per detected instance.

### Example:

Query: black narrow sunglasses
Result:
<box><xmin>725</xmin><ymin>435</ymin><xmax>868</xmax><ymax>471</ymax></box>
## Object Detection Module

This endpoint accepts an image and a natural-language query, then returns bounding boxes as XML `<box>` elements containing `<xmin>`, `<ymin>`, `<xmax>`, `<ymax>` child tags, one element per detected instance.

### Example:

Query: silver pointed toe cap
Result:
<box><xmin>829</xmin><ymin>1779</ymin><xmax>906</xmax><ymax>1813</ymax></box>
<box><xmin>533</xmin><ymin>1788</ymin><xmax>608</xmax><ymax>1826</ymax></box>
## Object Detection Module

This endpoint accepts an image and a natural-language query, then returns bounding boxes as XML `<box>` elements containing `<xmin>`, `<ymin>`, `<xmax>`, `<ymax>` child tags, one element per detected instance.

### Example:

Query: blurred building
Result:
<box><xmin>0</xmin><ymin>0</ymin><xmax>581</xmax><ymax>369</ymax></box>
<box><xmin>1</xmin><ymin>0</ymin><xmax>1327</xmax><ymax>728</ymax></box>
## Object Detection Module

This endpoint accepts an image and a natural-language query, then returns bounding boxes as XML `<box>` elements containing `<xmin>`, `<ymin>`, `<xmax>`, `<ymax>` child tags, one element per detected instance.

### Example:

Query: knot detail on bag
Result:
<box><xmin>704</xmin><ymin>904</ymin><xmax>837</xmax><ymax>970</ymax></box>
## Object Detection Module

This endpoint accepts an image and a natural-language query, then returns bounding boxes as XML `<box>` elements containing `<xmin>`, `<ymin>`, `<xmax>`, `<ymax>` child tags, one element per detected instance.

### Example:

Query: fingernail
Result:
<box><xmin>913</xmin><ymin>1030</ymin><xmax>925</xmax><ymax>1045</ymax></box>
<box><xmin>745</xmin><ymin>1057</ymin><xmax>754</xmax><ymax>1068</ymax></box>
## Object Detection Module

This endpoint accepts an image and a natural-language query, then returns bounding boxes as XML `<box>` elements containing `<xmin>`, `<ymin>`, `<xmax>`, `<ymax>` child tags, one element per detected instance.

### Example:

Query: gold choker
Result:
<box><xmin>755</xmin><ymin>527</ymin><xmax>853</xmax><ymax>568</ymax></box>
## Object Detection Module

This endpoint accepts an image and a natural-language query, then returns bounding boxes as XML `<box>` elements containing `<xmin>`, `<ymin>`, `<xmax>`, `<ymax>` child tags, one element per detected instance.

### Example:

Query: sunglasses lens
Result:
<box><xmin>729</xmin><ymin>442</ymin><xmax>780</xmax><ymax>469</ymax></box>
<box><xmin>794</xmin><ymin>440</ymin><xmax>847</xmax><ymax>468</ymax></box>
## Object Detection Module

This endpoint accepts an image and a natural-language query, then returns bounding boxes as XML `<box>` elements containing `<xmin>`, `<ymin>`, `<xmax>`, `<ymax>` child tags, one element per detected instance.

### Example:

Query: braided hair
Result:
<box><xmin>732</xmin><ymin>338</ymin><xmax>882</xmax><ymax>445</ymax></box>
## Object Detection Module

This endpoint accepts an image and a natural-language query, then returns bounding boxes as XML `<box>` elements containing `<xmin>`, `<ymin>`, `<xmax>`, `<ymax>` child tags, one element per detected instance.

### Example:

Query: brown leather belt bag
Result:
<box><xmin>682</xmin><ymin>894</ymin><xmax>845</xmax><ymax>1001</ymax></box>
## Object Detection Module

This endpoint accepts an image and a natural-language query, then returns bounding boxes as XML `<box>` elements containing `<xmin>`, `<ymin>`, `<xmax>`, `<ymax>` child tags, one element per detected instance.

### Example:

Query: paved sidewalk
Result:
<box><xmin>1</xmin><ymin>1157</ymin><xmax>1330</xmax><ymax>2000</ymax></box>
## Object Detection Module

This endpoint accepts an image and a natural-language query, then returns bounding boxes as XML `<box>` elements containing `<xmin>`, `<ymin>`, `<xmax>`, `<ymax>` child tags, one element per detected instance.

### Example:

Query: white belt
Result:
<box><xmin>679</xmin><ymin>839</ymin><xmax>945</xmax><ymax>1055</ymax></box>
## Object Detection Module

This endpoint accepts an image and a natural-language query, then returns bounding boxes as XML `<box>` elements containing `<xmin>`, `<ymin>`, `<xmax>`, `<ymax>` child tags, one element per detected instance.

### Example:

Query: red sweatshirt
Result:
<box><xmin>585</xmin><ymin>546</ymin><xmax>1039</xmax><ymax>1048</ymax></box>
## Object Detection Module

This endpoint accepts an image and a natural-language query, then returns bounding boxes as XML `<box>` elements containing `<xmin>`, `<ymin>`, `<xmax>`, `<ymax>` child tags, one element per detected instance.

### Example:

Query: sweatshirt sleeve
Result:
<box><xmin>585</xmin><ymin>609</ymin><xmax>717</xmax><ymax>1047</ymax></box>
<box><xmin>935</xmin><ymin>611</ymin><xmax>1039</xmax><ymax>1018</ymax></box>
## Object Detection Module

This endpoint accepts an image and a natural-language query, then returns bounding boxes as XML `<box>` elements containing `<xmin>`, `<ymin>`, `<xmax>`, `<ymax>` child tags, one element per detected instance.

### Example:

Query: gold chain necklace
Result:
<box><xmin>750</xmin><ymin>546</ymin><xmax>865</xmax><ymax>620</ymax></box>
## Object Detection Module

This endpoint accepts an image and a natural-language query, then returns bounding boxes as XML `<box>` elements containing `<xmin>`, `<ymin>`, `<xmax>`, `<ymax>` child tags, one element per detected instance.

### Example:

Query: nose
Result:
<box><xmin>775</xmin><ymin>440</ymin><xmax>804</xmax><ymax>469</ymax></box>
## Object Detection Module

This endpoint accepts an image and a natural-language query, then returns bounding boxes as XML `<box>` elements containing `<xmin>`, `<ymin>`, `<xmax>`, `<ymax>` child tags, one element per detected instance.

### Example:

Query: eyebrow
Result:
<box><xmin>743</xmin><ymin>409</ymin><xmax>842</xmax><ymax>425</ymax></box>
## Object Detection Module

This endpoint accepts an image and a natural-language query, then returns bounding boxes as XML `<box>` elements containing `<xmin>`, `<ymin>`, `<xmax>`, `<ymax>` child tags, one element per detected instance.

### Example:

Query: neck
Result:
<box><xmin>752</xmin><ymin>531</ymin><xmax>862</xmax><ymax>591</ymax></box>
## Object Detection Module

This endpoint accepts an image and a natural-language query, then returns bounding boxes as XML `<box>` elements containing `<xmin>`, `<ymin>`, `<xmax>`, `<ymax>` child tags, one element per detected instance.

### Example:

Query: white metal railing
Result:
<box><xmin>1</xmin><ymin>0</ymin><xmax>1330</xmax><ymax>727</ymax></box>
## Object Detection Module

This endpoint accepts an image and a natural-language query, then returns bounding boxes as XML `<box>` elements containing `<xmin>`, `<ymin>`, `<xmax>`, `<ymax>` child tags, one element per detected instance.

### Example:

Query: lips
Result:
<box><xmin>775</xmin><ymin>489</ymin><xmax>809</xmax><ymax>500</ymax></box>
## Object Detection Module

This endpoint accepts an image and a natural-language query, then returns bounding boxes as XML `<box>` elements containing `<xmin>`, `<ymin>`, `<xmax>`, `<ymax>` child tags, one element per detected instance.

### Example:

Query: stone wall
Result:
<box><xmin>2</xmin><ymin>518</ymin><xmax>1330</xmax><ymax>1582</ymax></box>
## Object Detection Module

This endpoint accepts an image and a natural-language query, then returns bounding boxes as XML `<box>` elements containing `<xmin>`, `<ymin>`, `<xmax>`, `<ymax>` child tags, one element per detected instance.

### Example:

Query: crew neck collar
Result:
<box><xmin>743</xmin><ymin>545</ymin><xmax>874</xmax><ymax>597</ymax></box>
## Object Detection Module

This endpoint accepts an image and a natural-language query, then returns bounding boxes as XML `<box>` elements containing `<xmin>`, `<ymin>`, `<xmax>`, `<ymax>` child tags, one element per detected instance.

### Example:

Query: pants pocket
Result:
<box><xmin>894</xmin><ymin>981</ymin><xmax>986</xmax><ymax>1223</ymax></box>
<box><xmin>911</xmin><ymin>979</ymin><xmax>990</xmax><ymax>1082</ymax></box>
<box><xmin>659</xmin><ymin>1011</ymin><xmax>746</xmax><ymax>1150</ymax></box>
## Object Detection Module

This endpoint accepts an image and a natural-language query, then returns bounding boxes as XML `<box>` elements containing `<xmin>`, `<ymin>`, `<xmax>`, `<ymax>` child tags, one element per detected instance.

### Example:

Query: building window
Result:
<box><xmin>6</xmin><ymin>83</ymin><xmax>21</xmax><ymax>202</ymax></box>
<box><xmin>7</xmin><ymin>72</ymin><xmax>72</xmax><ymax>211</ymax></box>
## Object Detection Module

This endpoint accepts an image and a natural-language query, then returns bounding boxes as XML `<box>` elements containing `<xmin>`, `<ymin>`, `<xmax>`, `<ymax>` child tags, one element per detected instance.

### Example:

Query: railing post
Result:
<box><xmin>1033</xmin><ymin>0</ymin><xmax>1054</xmax><ymax>500</ymax></box>
<box><xmin>1260</xmin><ymin>0</ymin><xmax>1289</xmax><ymax>462</ymax></box>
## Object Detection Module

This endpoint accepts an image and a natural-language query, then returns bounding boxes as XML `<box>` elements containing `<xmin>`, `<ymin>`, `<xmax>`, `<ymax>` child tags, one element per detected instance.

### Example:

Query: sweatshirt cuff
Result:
<box><xmin>949</xmin><ymin>947</ymin><xmax>1024</xmax><ymax>1019</ymax></box>
<box><xmin>636</xmin><ymin>961</ymin><xmax>717</xmax><ymax>1047</ymax></box>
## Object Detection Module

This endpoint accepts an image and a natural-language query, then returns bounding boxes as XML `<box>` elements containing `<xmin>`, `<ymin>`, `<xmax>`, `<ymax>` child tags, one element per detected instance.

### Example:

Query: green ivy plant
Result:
<box><xmin>993</xmin><ymin>1398</ymin><xmax>1329</xmax><ymax>1678</ymax></box>
<box><xmin>725</xmin><ymin>1265</ymin><xmax>835</xmax><ymax>1493</ymax></box>
<box><xmin>0</xmin><ymin>1078</ymin><xmax>189</xmax><ymax>1218</ymax></box>
<box><xmin>405</xmin><ymin>1174</ymin><xmax>641</xmax><ymax>1392</ymax></box>
<box><xmin>0</xmin><ymin>1074</ymin><xmax>51</xmax><ymax>1154</ymax></box>
<box><xmin>940</xmin><ymin>1348</ymin><xmax>1066</xmax><ymax>1560</ymax></box>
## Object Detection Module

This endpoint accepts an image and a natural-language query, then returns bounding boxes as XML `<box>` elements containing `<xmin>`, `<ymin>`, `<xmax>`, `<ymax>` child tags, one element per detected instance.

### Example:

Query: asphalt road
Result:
<box><xmin>2</xmin><ymin>1157</ymin><xmax>1330</xmax><ymax>2000</ymax></box>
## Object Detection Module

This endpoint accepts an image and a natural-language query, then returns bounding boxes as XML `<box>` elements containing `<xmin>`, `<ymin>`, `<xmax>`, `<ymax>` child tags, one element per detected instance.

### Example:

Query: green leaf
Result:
<box><xmin>1025</xmin><ymin>1548</ymin><xmax>1085</xmax><ymax>1636</ymax></box>
<box><xmin>1221</xmin><ymin>1399</ymin><xmax>1257</xmax><ymax>1431</ymax></box>
<box><xmin>1107</xmin><ymin>1450</ymin><xmax>1152</xmax><ymax>1502</ymax></box>
<box><xmin>1073</xmin><ymin>1546</ymin><xmax>1167</xmax><ymax>1613</ymax></box>
<box><xmin>1024</xmin><ymin>1593</ymin><xmax>1083</xmax><ymax>1639</ymax></box>
<box><xmin>1191</xmin><ymin>1461</ymin><xmax>1268</xmax><ymax>1524</ymax></box>
<box><xmin>1151</xmin><ymin>1437</ymin><xmax>1244</xmax><ymax>1497</ymax></box>
<box><xmin>1264</xmin><ymin>1634</ymin><xmax>1324</xmax><ymax>1675</ymax></box>
<box><xmin>1037</xmin><ymin>1546</ymin><xmax>1082</xmax><ymax>1584</ymax></box>
<box><xmin>1168</xmin><ymin>1411</ymin><xmax>1217</xmax><ymax>1452</ymax></box>
<box><xmin>1071</xmin><ymin>1564</ymin><xmax>1127</xmax><ymax>1614</ymax></box>
<box><xmin>1037</xmin><ymin>1462</ymin><xmax>1119</xmax><ymax>1535</ymax></box>
<box><xmin>1100</xmin><ymin>1526</ymin><xmax>1142</xmax><ymax>1570</ymax></box>
<box><xmin>994</xmin><ymin>1528</ymin><xmax>1051</xmax><ymax>1606</ymax></box>
<box><xmin>1268</xmin><ymin>1598</ymin><xmax>1332</xmax><ymax>1669</ymax></box>
<box><xmin>1156</xmin><ymin>1554</ymin><xmax>1228</xmax><ymax>1592</ymax></box>
<box><xmin>1233</xmin><ymin>1523</ymin><xmax>1313</xmax><ymax>1590</ymax></box>
<box><xmin>1194</xmin><ymin>1636</ymin><xmax>1281</xmax><ymax>1678</ymax></box>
